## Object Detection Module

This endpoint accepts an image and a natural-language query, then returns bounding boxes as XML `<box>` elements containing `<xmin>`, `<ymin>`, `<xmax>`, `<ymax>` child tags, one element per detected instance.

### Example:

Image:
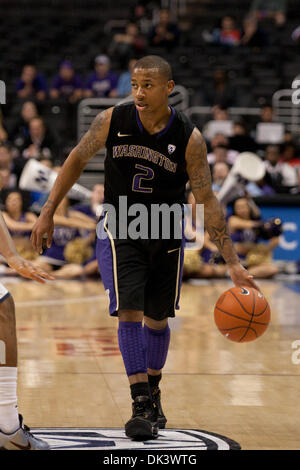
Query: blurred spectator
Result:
<box><xmin>183</xmin><ymin>191</ymin><xmax>228</xmax><ymax>279</ymax></box>
<box><xmin>22</xmin><ymin>117</ymin><xmax>58</xmax><ymax>160</ymax></box>
<box><xmin>250</xmin><ymin>0</ymin><xmax>286</xmax><ymax>27</ymax></box>
<box><xmin>212</xmin><ymin>105</ymin><xmax>230</xmax><ymax>121</ymax></box>
<box><xmin>70</xmin><ymin>183</ymin><xmax>104</xmax><ymax>219</ymax></box>
<box><xmin>246</xmin><ymin>180</ymin><xmax>276</xmax><ymax>196</ymax></box>
<box><xmin>228</xmin><ymin>196</ymin><xmax>279</xmax><ymax>278</ymax></box>
<box><xmin>197</xmin><ymin>70</ymin><xmax>239</xmax><ymax>107</ymax></box>
<box><xmin>108</xmin><ymin>22</ymin><xmax>146</xmax><ymax>69</ymax></box>
<box><xmin>0</xmin><ymin>144</ymin><xmax>16</xmax><ymax>190</ymax></box>
<box><xmin>13</xmin><ymin>117</ymin><xmax>59</xmax><ymax>180</ymax></box>
<box><xmin>131</xmin><ymin>2</ymin><xmax>153</xmax><ymax>35</ymax></box>
<box><xmin>252</xmin><ymin>104</ymin><xmax>286</xmax><ymax>142</ymax></box>
<box><xmin>33</xmin><ymin>196</ymin><xmax>96</xmax><ymax>278</ymax></box>
<box><xmin>9</xmin><ymin>100</ymin><xmax>39</xmax><ymax>149</ymax></box>
<box><xmin>259</xmin><ymin>104</ymin><xmax>274</xmax><ymax>123</ymax></box>
<box><xmin>0</xmin><ymin>108</ymin><xmax>8</xmax><ymax>143</ymax></box>
<box><xmin>149</xmin><ymin>9</ymin><xmax>180</xmax><ymax>49</ymax></box>
<box><xmin>69</xmin><ymin>183</ymin><xmax>105</xmax><ymax>277</ymax></box>
<box><xmin>0</xmin><ymin>144</ymin><xmax>14</xmax><ymax>171</ymax></box>
<box><xmin>207</xmin><ymin>141</ymin><xmax>238</xmax><ymax>166</ymax></box>
<box><xmin>0</xmin><ymin>168</ymin><xmax>16</xmax><ymax>190</ymax></box>
<box><xmin>84</xmin><ymin>55</ymin><xmax>118</xmax><ymax>98</ymax></box>
<box><xmin>16</xmin><ymin>64</ymin><xmax>47</xmax><ymax>101</ymax></box>
<box><xmin>2</xmin><ymin>190</ymin><xmax>37</xmax><ymax>238</ymax></box>
<box><xmin>212</xmin><ymin>15</ymin><xmax>241</xmax><ymax>46</ymax></box>
<box><xmin>0</xmin><ymin>190</ymin><xmax>37</xmax><ymax>264</ymax></box>
<box><xmin>264</xmin><ymin>144</ymin><xmax>299</xmax><ymax>193</ymax></box>
<box><xmin>240</xmin><ymin>14</ymin><xmax>269</xmax><ymax>48</ymax></box>
<box><xmin>229</xmin><ymin>119</ymin><xmax>257</xmax><ymax>153</ymax></box>
<box><xmin>280</xmin><ymin>142</ymin><xmax>300</xmax><ymax>167</ymax></box>
<box><xmin>212</xmin><ymin>161</ymin><xmax>230</xmax><ymax>193</ymax></box>
<box><xmin>246</xmin><ymin>178</ymin><xmax>276</xmax><ymax>196</ymax></box>
<box><xmin>50</xmin><ymin>61</ymin><xmax>83</xmax><ymax>103</ymax></box>
<box><xmin>117</xmin><ymin>58</ymin><xmax>138</xmax><ymax>97</ymax></box>
<box><xmin>206</xmin><ymin>133</ymin><xmax>239</xmax><ymax>162</ymax></box>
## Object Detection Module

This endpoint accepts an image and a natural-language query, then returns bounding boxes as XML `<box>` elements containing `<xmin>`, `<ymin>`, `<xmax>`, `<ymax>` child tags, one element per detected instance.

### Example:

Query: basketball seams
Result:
<box><xmin>214</xmin><ymin>305</ymin><xmax>268</xmax><ymax>326</ymax></box>
<box><xmin>239</xmin><ymin>289</ymin><xmax>256</xmax><ymax>342</ymax></box>
<box><xmin>229</xmin><ymin>288</ymin><xmax>268</xmax><ymax>317</ymax></box>
<box><xmin>219</xmin><ymin>325</ymin><xmax>258</xmax><ymax>338</ymax></box>
<box><xmin>214</xmin><ymin>287</ymin><xmax>270</xmax><ymax>342</ymax></box>
<box><xmin>254</xmin><ymin>300</ymin><xmax>269</xmax><ymax>317</ymax></box>
<box><xmin>228</xmin><ymin>289</ymin><xmax>252</xmax><ymax>316</ymax></box>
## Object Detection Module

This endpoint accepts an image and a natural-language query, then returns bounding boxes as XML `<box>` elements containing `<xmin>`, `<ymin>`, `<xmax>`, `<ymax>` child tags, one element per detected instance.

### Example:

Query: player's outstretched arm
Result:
<box><xmin>31</xmin><ymin>107</ymin><xmax>113</xmax><ymax>254</ymax></box>
<box><xmin>185</xmin><ymin>128</ymin><xmax>260</xmax><ymax>291</ymax></box>
<box><xmin>0</xmin><ymin>210</ymin><xmax>54</xmax><ymax>283</ymax></box>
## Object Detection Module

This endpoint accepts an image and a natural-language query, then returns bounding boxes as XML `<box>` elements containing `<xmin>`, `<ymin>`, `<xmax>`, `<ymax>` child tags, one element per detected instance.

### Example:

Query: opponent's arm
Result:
<box><xmin>31</xmin><ymin>107</ymin><xmax>113</xmax><ymax>253</ymax></box>
<box><xmin>0</xmin><ymin>176</ymin><xmax>53</xmax><ymax>282</ymax></box>
<box><xmin>185</xmin><ymin>128</ymin><xmax>260</xmax><ymax>290</ymax></box>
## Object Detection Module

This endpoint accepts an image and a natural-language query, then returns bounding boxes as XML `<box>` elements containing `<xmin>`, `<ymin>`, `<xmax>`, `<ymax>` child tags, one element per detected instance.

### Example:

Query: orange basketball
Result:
<box><xmin>214</xmin><ymin>286</ymin><xmax>271</xmax><ymax>343</ymax></box>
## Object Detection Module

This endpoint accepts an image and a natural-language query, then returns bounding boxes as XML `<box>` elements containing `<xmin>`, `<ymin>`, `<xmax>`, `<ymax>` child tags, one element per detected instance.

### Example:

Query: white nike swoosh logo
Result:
<box><xmin>167</xmin><ymin>248</ymin><xmax>181</xmax><ymax>254</ymax></box>
<box><xmin>117</xmin><ymin>132</ymin><xmax>132</xmax><ymax>137</ymax></box>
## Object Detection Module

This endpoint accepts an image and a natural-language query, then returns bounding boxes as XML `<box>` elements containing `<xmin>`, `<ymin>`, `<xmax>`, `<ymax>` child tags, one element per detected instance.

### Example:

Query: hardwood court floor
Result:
<box><xmin>2</xmin><ymin>275</ymin><xmax>300</xmax><ymax>450</ymax></box>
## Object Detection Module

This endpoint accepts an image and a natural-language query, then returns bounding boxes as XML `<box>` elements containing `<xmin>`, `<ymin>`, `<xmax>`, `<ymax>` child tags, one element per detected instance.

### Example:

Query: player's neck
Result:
<box><xmin>138</xmin><ymin>105</ymin><xmax>171</xmax><ymax>135</ymax></box>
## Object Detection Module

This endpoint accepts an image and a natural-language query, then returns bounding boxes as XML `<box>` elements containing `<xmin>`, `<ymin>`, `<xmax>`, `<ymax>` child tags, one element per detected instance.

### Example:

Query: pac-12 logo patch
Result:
<box><xmin>31</xmin><ymin>428</ymin><xmax>241</xmax><ymax>450</ymax></box>
<box><xmin>168</xmin><ymin>144</ymin><xmax>176</xmax><ymax>154</ymax></box>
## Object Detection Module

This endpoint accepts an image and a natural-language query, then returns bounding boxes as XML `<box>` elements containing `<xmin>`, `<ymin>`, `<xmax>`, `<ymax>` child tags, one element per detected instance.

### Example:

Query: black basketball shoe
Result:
<box><xmin>151</xmin><ymin>386</ymin><xmax>167</xmax><ymax>429</ymax></box>
<box><xmin>125</xmin><ymin>395</ymin><xmax>159</xmax><ymax>440</ymax></box>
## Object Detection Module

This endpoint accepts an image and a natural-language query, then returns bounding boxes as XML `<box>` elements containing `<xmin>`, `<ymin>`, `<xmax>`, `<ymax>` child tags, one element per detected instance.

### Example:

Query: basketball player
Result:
<box><xmin>31</xmin><ymin>56</ymin><xmax>259</xmax><ymax>440</ymax></box>
<box><xmin>0</xmin><ymin>177</ymin><xmax>54</xmax><ymax>450</ymax></box>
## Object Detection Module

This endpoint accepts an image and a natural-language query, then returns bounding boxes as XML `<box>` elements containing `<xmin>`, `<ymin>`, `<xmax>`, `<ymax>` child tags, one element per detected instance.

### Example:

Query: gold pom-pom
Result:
<box><xmin>246</xmin><ymin>244</ymin><xmax>272</xmax><ymax>267</ymax></box>
<box><xmin>14</xmin><ymin>237</ymin><xmax>39</xmax><ymax>260</ymax></box>
<box><xmin>63</xmin><ymin>238</ymin><xmax>93</xmax><ymax>265</ymax></box>
<box><xmin>183</xmin><ymin>249</ymin><xmax>203</xmax><ymax>275</ymax></box>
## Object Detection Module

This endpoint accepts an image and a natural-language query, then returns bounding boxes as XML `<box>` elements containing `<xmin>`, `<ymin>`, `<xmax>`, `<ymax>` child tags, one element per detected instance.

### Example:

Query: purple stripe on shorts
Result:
<box><xmin>96</xmin><ymin>217</ymin><xmax>117</xmax><ymax>316</ymax></box>
<box><xmin>175</xmin><ymin>218</ymin><xmax>185</xmax><ymax>310</ymax></box>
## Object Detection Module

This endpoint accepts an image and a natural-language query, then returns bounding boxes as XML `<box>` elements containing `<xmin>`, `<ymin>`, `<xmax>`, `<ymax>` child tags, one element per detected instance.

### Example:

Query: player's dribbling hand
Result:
<box><xmin>6</xmin><ymin>255</ymin><xmax>55</xmax><ymax>283</ymax></box>
<box><xmin>228</xmin><ymin>263</ymin><xmax>261</xmax><ymax>292</ymax></box>
<box><xmin>31</xmin><ymin>213</ymin><xmax>54</xmax><ymax>254</ymax></box>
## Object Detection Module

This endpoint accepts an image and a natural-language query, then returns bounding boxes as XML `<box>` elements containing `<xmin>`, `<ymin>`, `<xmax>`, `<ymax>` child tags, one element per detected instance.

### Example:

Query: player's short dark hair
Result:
<box><xmin>133</xmin><ymin>55</ymin><xmax>172</xmax><ymax>81</ymax></box>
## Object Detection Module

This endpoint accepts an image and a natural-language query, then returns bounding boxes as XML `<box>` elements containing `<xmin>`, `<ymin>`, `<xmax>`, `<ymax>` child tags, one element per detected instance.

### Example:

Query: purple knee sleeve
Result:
<box><xmin>144</xmin><ymin>324</ymin><xmax>170</xmax><ymax>371</ymax></box>
<box><xmin>118</xmin><ymin>321</ymin><xmax>147</xmax><ymax>377</ymax></box>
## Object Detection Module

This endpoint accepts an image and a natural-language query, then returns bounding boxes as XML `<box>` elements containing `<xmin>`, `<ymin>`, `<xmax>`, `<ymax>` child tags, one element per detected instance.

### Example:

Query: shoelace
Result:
<box><xmin>151</xmin><ymin>387</ymin><xmax>160</xmax><ymax>397</ymax></box>
<box><xmin>19</xmin><ymin>416</ymin><xmax>34</xmax><ymax>439</ymax></box>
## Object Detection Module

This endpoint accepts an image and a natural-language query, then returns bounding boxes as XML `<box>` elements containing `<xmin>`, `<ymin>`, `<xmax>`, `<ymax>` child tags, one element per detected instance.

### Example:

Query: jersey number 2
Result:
<box><xmin>132</xmin><ymin>164</ymin><xmax>154</xmax><ymax>193</ymax></box>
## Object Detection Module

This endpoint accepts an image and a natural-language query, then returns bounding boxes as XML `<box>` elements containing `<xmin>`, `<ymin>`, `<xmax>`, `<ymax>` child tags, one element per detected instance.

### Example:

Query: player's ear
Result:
<box><xmin>167</xmin><ymin>80</ymin><xmax>175</xmax><ymax>95</ymax></box>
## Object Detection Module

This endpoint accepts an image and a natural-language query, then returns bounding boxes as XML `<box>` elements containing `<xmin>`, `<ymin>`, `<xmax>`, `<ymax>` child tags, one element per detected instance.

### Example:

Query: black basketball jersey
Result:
<box><xmin>104</xmin><ymin>103</ymin><xmax>195</xmax><ymax>208</ymax></box>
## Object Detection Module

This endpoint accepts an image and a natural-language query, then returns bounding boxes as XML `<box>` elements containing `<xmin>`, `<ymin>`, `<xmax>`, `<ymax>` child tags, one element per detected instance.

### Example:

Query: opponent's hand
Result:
<box><xmin>228</xmin><ymin>263</ymin><xmax>261</xmax><ymax>292</ymax></box>
<box><xmin>6</xmin><ymin>254</ymin><xmax>54</xmax><ymax>283</ymax></box>
<box><xmin>31</xmin><ymin>212</ymin><xmax>54</xmax><ymax>254</ymax></box>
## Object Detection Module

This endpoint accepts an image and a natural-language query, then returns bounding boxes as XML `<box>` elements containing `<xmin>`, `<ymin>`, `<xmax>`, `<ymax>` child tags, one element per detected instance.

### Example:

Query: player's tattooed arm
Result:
<box><xmin>74</xmin><ymin>107</ymin><xmax>113</xmax><ymax>164</ymax></box>
<box><xmin>185</xmin><ymin>128</ymin><xmax>239</xmax><ymax>266</ymax></box>
<box><xmin>41</xmin><ymin>107</ymin><xmax>113</xmax><ymax>215</ymax></box>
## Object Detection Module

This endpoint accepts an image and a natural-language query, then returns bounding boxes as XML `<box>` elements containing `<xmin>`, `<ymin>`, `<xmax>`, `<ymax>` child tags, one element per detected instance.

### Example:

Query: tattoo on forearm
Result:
<box><xmin>43</xmin><ymin>200</ymin><xmax>55</xmax><ymax>210</ymax></box>
<box><xmin>205</xmin><ymin>202</ymin><xmax>239</xmax><ymax>265</ymax></box>
<box><xmin>209</xmin><ymin>224</ymin><xmax>231</xmax><ymax>250</ymax></box>
<box><xmin>75</xmin><ymin>110</ymin><xmax>108</xmax><ymax>161</ymax></box>
<box><xmin>186</xmin><ymin>129</ymin><xmax>240</xmax><ymax>266</ymax></box>
<box><xmin>188</xmin><ymin>135</ymin><xmax>211</xmax><ymax>192</ymax></box>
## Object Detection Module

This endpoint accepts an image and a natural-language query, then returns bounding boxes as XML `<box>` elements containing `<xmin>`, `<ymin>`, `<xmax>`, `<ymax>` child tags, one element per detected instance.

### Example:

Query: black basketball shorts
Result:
<box><xmin>96</xmin><ymin>212</ymin><xmax>185</xmax><ymax>321</ymax></box>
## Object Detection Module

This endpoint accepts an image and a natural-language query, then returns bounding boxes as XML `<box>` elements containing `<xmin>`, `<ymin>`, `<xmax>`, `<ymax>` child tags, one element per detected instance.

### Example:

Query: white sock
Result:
<box><xmin>0</xmin><ymin>367</ymin><xmax>19</xmax><ymax>433</ymax></box>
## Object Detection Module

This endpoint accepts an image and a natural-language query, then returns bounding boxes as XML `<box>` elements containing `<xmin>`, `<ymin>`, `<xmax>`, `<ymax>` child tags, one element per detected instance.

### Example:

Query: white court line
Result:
<box><xmin>15</xmin><ymin>295</ymin><xmax>107</xmax><ymax>308</ymax></box>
